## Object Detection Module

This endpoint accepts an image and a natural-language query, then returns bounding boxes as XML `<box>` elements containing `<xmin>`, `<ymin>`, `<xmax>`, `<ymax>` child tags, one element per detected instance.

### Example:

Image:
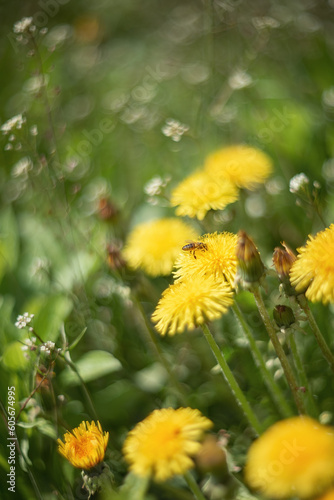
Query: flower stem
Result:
<box><xmin>251</xmin><ymin>286</ymin><xmax>306</xmax><ymax>415</ymax></box>
<box><xmin>133</xmin><ymin>294</ymin><xmax>188</xmax><ymax>406</ymax></box>
<box><xmin>201</xmin><ymin>323</ymin><xmax>262</xmax><ymax>435</ymax></box>
<box><xmin>297</xmin><ymin>294</ymin><xmax>334</xmax><ymax>375</ymax></box>
<box><xmin>184</xmin><ymin>471</ymin><xmax>207</xmax><ymax>500</ymax></box>
<box><xmin>288</xmin><ymin>333</ymin><xmax>318</xmax><ymax>418</ymax></box>
<box><xmin>232</xmin><ymin>302</ymin><xmax>293</xmax><ymax>418</ymax></box>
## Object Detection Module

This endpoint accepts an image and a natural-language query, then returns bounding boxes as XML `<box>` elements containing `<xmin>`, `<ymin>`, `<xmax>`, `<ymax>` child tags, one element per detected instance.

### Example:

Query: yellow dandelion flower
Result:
<box><xmin>152</xmin><ymin>273</ymin><xmax>234</xmax><ymax>336</ymax></box>
<box><xmin>170</xmin><ymin>169</ymin><xmax>239</xmax><ymax>220</ymax></box>
<box><xmin>57</xmin><ymin>421</ymin><xmax>109</xmax><ymax>470</ymax></box>
<box><xmin>290</xmin><ymin>224</ymin><xmax>334</xmax><ymax>304</ymax></box>
<box><xmin>205</xmin><ymin>145</ymin><xmax>273</xmax><ymax>190</ymax></box>
<box><xmin>123</xmin><ymin>407</ymin><xmax>213</xmax><ymax>482</ymax></box>
<box><xmin>316</xmin><ymin>489</ymin><xmax>334</xmax><ymax>500</ymax></box>
<box><xmin>123</xmin><ymin>218</ymin><xmax>198</xmax><ymax>276</ymax></box>
<box><xmin>174</xmin><ymin>232</ymin><xmax>238</xmax><ymax>287</ymax></box>
<box><xmin>245</xmin><ymin>416</ymin><xmax>334</xmax><ymax>499</ymax></box>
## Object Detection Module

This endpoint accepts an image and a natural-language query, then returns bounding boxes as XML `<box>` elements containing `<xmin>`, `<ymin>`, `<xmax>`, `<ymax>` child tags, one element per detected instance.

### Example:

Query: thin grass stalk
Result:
<box><xmin>288</xmin><ymin>333</ymin><xmax>318</xmax><ymax>418</ymax></box>
<box><xmin>184</xmin><ymin>471</ymin><xmax>207</xmax><ymax>500</ymax></box>
<box><xmin>133</xmin><ymin>294</ymin><xmax>188</xmax><ymax>406</ymax></box>
<box><xmin>251</xmin><ymin>286</ymin><xmax>306</xmax><ymax>415</ymax></box>
<box><xmin>201</xmin><ymin>323</ymin><xmax>262</xmax><ymax>435</ymax></box>
<box><xmin>232</xmin><ymin>302</ymin><xmax>293</xmax><ymax>418</ymax></box>
<box><xmin>297</xmin><ymin>294</ymin><xmax>334</xmax><ymax>375</ymax></box>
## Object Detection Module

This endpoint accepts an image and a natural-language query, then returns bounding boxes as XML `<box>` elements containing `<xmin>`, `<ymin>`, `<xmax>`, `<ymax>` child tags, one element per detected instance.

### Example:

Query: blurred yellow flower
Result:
<box><xmin>170</xmin><ymin>169</ymin><xmax>238</xmax><ymax>220</ymax></box>
<box><xmin>174</xmin><ymin>232</ymin><xmax>238</xmax><ymax>287</ymax></box>
<box><xmin>289</xmin><ymin>224</ymin><xmax>334</xmax><ymax>304</ymax></box>
<box><xmin>245</xmin><ymin>416</ymin><xmax>334</xmax><ymax>499</ymax></box>
<box><xmin>123</xmin><ymin>407</ymin><xmax>213</xmax><ymax>481</ymax></box>
<box><xmin>123</xmin><ymin>218</ymin><xmax>198</xmax><ymax>276</ymax></box>
<box><xmin>205</xmin><ymin>145</ymin><xmax>273</xmax><ymax>190</ymax></box>
<box><xmin>152</xmin><ymin>273</ymin><xmax>233</xmax><ymax>336</ymax></box>
<box><xmin>57</xmin><ymin>421</ymin><xmax>109</xmax><ymax>470</ymax></box>
<box><xmin>316</xmin><ymin>489</ymin><xmax>334</xmax><ymax>500</ymax></box>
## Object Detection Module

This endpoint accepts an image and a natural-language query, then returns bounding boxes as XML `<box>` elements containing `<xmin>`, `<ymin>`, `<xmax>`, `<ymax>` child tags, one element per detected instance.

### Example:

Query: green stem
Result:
<box><xmin>201</xmin><ymin>323</ymin><xmax>262</xmax><ymax>435</ymax></box>
<box><xmin>288</xmin><ymin>333</ymin><xmax>318</xmax><ymax>418</ymax></box>
<box><xmin>251</xmin><ymin>286</ymin><xmax>306</xmax><ymax>415</ymax></box>
<box><xmin>62</xmin><ymin>354</ymin><xmax>99</xmax><ymax>421</ymax></box>
<box><xmin>297</xmin><ymin>295</ymin><xmax>334</xmax><ymax>374</ymax></box>
<box><xmin>232</xmin><ymin>302</ymin><xmax>293</xmax><ymax>418</ymax></box>
<box><xmin>133</xmin><ymin>295</ymin><xmax>188</xmax><ymax>406</ymax></box>
<box><xmin>184</xmin><ymin>471</ymin><xmax>207</xmax><ymax>500</ymax></box>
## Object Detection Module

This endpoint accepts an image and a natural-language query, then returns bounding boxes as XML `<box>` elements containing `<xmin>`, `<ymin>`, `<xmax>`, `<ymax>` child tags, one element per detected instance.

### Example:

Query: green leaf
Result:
<box><xmin>60</xmin><ymin>350</ymin><xmax>122</xmax><ymax>386</ymax></box>
<box><xmin>17</xmin><ymin>419</ymin><xmax>57</xmax><ymax>440</ymax></box>
<box><xmin>68</xmin><ymin>327</ymin><xmax>87</xmax><ymax>350</ymax></box>
<box><xmin>2</xmin><ymin>341</ymin><xmax>29</xmax><ymax>372</ymax></box>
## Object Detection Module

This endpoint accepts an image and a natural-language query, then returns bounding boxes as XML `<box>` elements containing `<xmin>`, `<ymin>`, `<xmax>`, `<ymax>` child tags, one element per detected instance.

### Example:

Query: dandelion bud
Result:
<box><xmin>236</xmin><ymin>230</ymin><xmax>264</xmax><ymax>283</ymax></box>
<box><xmin>98</xmin><ymin>197</ymin><xmax>119</xmax><ymax>221</ymax></box>
<box><xmin>273</xmin><ymin>243</ymin><xmax>296</xmax><ymax>281</ymax></box>
<box><xmin>195</xmin><ymin>434</ymin><xmax>228</xmax><ymax>478</ymax></box>
<box><xmin>106</xmin><ymin>242</ymin><xmax>126</xmax><ymax>271</ymax></box>
<box><xmin>273</xmin><ymin>305</ymin><xmax>295</xmax><ymax>328</ymax></box>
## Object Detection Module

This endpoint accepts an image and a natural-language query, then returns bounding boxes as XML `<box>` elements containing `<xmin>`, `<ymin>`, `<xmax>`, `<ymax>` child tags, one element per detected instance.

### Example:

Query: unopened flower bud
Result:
<box><xmin>195</xmin><ymin>435</ymin><xmax>228</xmax><ymax>479</ymax></box>
<box><xmin>273</xmin><ymin>243</ymin><xmax>298</xmax><ymax>295</ymax></box>
<box><xmin>273</xmin><ymin>305</ymin><xmax>295</xmax><ymax>328</ymax></box>
<box><xmin>107</xmin><ymin>242</ymin><xmax>126</xmax><ymax>270</ymax></box>
<box><xmin>236</xmin><ymin>230</ymin><xmax>265</xmax><ymax>283</ymax></box>
<box><xmin>273</xmin><ymin>243</ymin><xmax>296</xmax><ymax>281</ymax></box>
<box><xmin>98</xmin><ymin>197</ymin><xmax>119</xmax><ymax>221</ymax></box>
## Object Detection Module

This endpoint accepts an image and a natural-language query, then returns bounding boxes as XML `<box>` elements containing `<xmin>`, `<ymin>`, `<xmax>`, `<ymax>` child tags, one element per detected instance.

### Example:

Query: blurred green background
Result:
<box><xmin>1</xmin><ymin>1</ymin><xmax>334</xmax><ymax>498</ymax></box>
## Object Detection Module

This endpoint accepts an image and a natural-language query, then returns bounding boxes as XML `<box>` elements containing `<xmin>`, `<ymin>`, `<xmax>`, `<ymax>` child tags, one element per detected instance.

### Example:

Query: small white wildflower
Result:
<box><xmin>228</xmin><ymin>69</ymin><xmax>253</xmax><ymax>90</ymax></box>
<box><xmin>5</xmin><ymin>144</ymin><xmax>13</xmax><ymax>151</ymax></box>
<box><xmin>13</xmin><ymin>17</ymin><xmax>34</xmax><ymax>34</ymax></box>
<box><xmin>322</xmin><ymin>158</ymin><xmax>334</xmax><ymax>181</ymax></box>
<box><xmin>8</xmin><ymin>134</ymin><xmax>15</xmax><ymax>142</ymax></box>
<box><xmin>45</xmin><ymin>341</ymin><xmax>55</xmax><ymax>350</ymax></box>
<box><xmin>322</xmin><ymin>87</ymin><xmax>334</xmax><ymax>108</ymax></box>
<box><xmin>252</xmin><ymin>16</ymin><xmax>280</xmax><ymax>30</ymax></box>
<box><xmin>162</xmin><ymin>118</ymin><xmax>189</xmax><ymax>142</ymax></box>
<box><xmin>11</xmin><ymin>157</ymin><xmax>33</xmax><ymax>178</ymax></box>
<box><xmin>40</xmin><ymin>345</ymin><xmax>46</xmax><ymax>352</ymax></box>
<box><xmin>289</xmin><ymin>173</ymin><xmax>310</xmax><ymax>193</ymax></box>
<box><xmin>30</xmin><ymin>125</ymin><xmax>38</xmax><ymax>136</ymax></box>
<box><xmin>144</xmin><ymin>175</ymin><xmax>171</xmax><ymax>197</ymax></box>
<box><xmin>15</xmin><ymin>312</ymin><xmax>34</xmax><ymax>329</ymax></box>
<box><xmin>1</xmin><ymin>114</ymin><xmax>26</xmax><ymax>135</ymax></box>
<box><xmin>21</xmin><ymin>337</ymin><xmax>37</xmax><ymax>351</ymax></box>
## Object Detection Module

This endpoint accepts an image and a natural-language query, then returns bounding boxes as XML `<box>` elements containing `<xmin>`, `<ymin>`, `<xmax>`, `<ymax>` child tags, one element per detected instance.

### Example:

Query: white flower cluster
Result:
<box><xmin>21</xmin><ymin>337</ymin><xmax>37</xmax><ymax>352</ymax></box>
<box><xmin>289</xmin><ymin>173</ymin><xmax>310</xmax><ymax>194</ymax></box>
<box><xmin>144</xmin><ymin>175</ymin><xmax>171</xmax><ymax>205</ymax></box>
<box><xmin>11</xmin><ymin>157</ymin><xmax>33</xmax><ymax>178</ymax></box>
<box><xmin>40</xmin><ymin>341</ymin><xmax>56</xmax><ymax>356</ymax></box>
<box><xmin>13</xmin><ymin>17</ymin><xmax>34</xmax><ymax>34</ymax></box>
<box><xmin>15</xmin><ymin>312</ymin><xmax>34</xmax><ymax>329</ymax></box>
<box><xmin>1</xmin><ymin>114</ymin><xmax>26</xmax><ymax>135</ymax></box>
<box><xmin>162</xmin><ymin>118</ymin><xmax>189</xmax><ymax>142</ymax></box>
<box><xmin>228</xmin><ymin>69</ymin><xmax>253</xmax><ymax>90</ymax></box>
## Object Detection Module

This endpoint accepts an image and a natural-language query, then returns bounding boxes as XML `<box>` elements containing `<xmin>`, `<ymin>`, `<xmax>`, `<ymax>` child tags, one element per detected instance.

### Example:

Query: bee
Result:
<box><xmin>182</xmin><ymin>241</ymin><xmax>207</xmax><ymax>259</ymax></box>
